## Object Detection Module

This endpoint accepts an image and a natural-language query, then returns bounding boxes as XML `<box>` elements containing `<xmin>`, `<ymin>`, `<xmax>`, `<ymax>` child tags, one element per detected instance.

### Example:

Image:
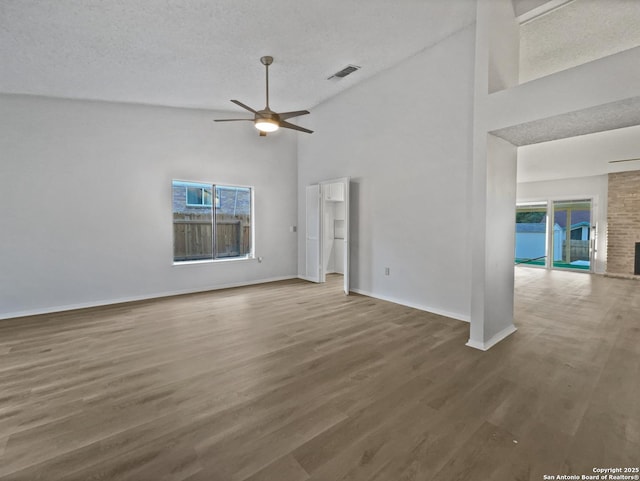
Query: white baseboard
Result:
<box><xmin>297</xmin><ymin>275</ymin><xmax>318</xmax><ymax>283</ymax></box>
<box><xmin>0</xmin><ymin>275</ymin><xmax>297</xmax><ymax>321</ymax></box>
<box><xmin>466</xmin><ymin>324</ymin><xmax>517</xmax><ymax>351</ymax></box>
<box><xmin>349</xmin><ymin>288</ymin><xmax>470</xmax><ymax>323</ymax></box>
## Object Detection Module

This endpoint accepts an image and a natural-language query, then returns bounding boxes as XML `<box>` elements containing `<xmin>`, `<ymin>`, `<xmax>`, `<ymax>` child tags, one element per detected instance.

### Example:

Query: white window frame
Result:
<box><xmin>172</xmin><ymin>180</ymin><xmax>255</xmax><ymax>264</ymax></box>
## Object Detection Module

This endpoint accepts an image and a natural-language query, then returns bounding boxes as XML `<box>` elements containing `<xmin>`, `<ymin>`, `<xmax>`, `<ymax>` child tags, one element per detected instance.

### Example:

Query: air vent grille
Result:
<box><xmin>328</xmin><ymin>64</ymin><xmax>361</xmax><ymax>80</ymax></box>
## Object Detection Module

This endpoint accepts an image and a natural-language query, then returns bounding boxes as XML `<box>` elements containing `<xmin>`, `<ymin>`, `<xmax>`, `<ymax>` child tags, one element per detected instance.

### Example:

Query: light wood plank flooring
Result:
<box><xmin>0</xmin><ymin>269</ymin><xmax>638</xmax><ymax>480</ymax></box>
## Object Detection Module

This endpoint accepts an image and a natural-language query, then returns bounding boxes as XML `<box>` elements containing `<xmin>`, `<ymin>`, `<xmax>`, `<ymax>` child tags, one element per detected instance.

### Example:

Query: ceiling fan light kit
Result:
<box><xmin>214</xmin><ymin>56</ymin><xmax>313</xmax><ymax>136</ymax></box>
<box><xmin>255</xmin><ymin>118</ymin><xmax>279</xmax><ymax>133</ymax></box>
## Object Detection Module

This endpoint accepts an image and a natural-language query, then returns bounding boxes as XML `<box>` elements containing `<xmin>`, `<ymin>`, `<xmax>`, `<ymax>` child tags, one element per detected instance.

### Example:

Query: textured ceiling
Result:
<box><xmin>0</xmin><ymin>0</ymin><xmax>476</xmax><ymax>112</ymax></box>
<box><xmin>520</xmin><ymin>0</ymin><xmax>640</xmax><ymax>83</ymax></box>
<box><xmin>491</xmin><ymin>97</ymin><xmax>640</xmax><ymax>146</ymax></box>
<box><xmin>512</xmin><ymin>0</ymin><xmax>562</xmax><ymax>19</ymax></box>
<box><xmin>511</xmin><ymin>0</ymin><xmax>640</xmax><ymax>146</ymax></box>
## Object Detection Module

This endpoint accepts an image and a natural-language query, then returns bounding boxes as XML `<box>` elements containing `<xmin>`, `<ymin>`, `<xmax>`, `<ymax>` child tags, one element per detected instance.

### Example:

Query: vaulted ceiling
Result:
<box><xmin>3</xmin><ymin>0</ymin><xmax>637</xmax><ymax>143</ymax></box>
<box><xmin>0</xmin><ymin>0</ymin><xmax>477</xmax><ymax>112</ymax></box>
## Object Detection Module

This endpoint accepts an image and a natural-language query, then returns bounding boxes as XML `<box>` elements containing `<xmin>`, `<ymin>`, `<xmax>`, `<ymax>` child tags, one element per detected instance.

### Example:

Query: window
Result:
<box><xmin>172</xmin><ymin>180</ymin><xmax>253</xmax><ymax>262</ymax></box>
<box><xmin>186</xmin><ymin>186</ymin><xmax>213</xmax><ymax>206</ymax></box>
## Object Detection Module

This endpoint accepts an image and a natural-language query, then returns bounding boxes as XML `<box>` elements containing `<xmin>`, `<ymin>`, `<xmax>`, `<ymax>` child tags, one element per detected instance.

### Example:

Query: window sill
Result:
<box><xmin>173</xmin><ymin>256</ymin><xmax>256</xmax><ymax>266</ymax></box>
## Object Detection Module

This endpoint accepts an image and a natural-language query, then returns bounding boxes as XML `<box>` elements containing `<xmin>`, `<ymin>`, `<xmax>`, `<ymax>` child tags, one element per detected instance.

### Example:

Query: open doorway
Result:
<box><xmin>304</xmin><ymin>177</ymin><xmax>350</xmax><ymax>294</ymax></box>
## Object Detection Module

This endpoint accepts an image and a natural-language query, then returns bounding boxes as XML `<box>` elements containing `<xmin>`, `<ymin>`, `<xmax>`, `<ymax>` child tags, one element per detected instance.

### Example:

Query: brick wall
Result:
<box><xmin>607</xmin><ymin>171</ymin><xmax>640</xmax><ymax>277</ymax></box>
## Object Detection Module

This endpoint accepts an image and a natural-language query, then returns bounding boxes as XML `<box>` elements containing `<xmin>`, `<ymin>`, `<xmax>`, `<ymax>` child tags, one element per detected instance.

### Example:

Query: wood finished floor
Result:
<box><xmin>0</xmin><ymin>269</ymin><xmax>638</xmax><ymax>480</ymax></box>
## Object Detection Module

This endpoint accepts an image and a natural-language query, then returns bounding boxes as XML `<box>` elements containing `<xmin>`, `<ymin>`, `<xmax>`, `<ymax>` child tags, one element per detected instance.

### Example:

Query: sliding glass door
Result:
<box><xmin>515</xmin><ymin>199</ymin><xmax>593</xmax><ymax>272</ymax></box>
<box><xmin>551</xmin><ymin>200</ymin><xmax>591</xmax><ymax>271</ymax></box>
<box><xmin>515</xmin><ymin>203</ymin><xmax>548</xmax><ymax>266</ymax></box>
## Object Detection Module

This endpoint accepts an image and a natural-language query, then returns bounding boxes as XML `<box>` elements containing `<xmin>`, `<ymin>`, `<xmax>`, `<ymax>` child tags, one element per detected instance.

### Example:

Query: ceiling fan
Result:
<box><xmin>214</xmin><ymin>56</ymin><xmax>313</xmax><ymax>136</ymax></box>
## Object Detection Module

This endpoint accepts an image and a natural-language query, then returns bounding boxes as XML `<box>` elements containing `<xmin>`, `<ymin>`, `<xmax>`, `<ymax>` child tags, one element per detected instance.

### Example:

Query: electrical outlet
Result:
<box><xmin>384</xmin><ymin>267</ymin><xmax>390</xmax><ymax>276</ymax></box>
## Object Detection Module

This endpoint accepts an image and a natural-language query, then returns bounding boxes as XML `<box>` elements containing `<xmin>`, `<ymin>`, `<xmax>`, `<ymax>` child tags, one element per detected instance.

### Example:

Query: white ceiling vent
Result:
<box><xmin>328</xmin><ymin>64</ymin><xmax>361</xmax><ymax>80</ymax></box>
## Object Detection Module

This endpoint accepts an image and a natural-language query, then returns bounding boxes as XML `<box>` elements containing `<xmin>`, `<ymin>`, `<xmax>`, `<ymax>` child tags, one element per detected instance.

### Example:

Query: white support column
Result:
<box><xmin>468</xmin><ymin>134</ymin><xmax>518</xmax><ymax>350</ymax></box>
<box><xmin>468</xmin><ymin>0</ymin><xmax>520</xmax><ymax>350</ymax></box>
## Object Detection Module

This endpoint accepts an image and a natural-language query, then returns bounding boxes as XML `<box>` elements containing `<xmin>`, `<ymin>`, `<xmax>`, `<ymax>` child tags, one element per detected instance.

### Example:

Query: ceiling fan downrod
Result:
<box><xmin>261</xmin><ymin>56</ymin><xmax>273</xmax><ymax>111</ymax></box>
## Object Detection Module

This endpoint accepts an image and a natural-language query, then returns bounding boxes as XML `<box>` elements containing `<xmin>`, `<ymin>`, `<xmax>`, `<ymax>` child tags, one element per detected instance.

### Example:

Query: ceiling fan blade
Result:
<box><xmin>230</xmin><ymin>99</ymin><xmax>259</xmax><ymax>114</ymax></box>
<box><xmin>609</xmin><ymin>157</ymin><xmax>640</xmax><ymax>163</ymax></box>
<box><xmin>280</xmin><ymin>120</ymin><xmax>313</xmax><ymax>134</ymax></box>
<box><xmin>278</xmin><ymin>110</ymin><xmax>310</xmax><ymax>121</ymax></box>
<box><xmin>214</xmin><ymin>118</ymin><xmax>253</xmax><ymax>122</ymax></box>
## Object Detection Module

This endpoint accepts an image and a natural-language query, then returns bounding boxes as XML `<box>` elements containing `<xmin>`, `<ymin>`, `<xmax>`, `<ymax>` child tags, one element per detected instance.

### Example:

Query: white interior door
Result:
<box><xmin>305</xmin><ymin>184</ymin><xmax>321</xmax><ymax>282</ymax></box>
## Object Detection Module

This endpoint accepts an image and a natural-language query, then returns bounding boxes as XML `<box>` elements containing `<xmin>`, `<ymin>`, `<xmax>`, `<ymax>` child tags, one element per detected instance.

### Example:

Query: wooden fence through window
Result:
<box><xmin>562</xmin><ymin>240</ymin><xmax>590</xmax><ymax>261</ymax></box>
<box><xmin>173</xmin><ymin>213</ymin><xmax>251</xmax><ymax>261</ymax></box>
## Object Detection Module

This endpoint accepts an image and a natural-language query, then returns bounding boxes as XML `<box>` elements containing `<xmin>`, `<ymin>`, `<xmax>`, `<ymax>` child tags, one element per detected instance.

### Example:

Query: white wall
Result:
<box><xmin>0</xmin><ymin>94</ymin><xmax>298</xmax><ymax>319</ymax></box>
<box><xmin>488</xmin><ymin>0</ymin><xmax>519</xmax><ymax>93</ymax></box>
<box><xmin>297</xmin><ymin>25</ymin><xmax>476</xmax><ymax>321</ymax></box>
<box><xmin>517</xmin><ymin>174</ymin><xmax>608</xmax><ymax>273</ymax></box>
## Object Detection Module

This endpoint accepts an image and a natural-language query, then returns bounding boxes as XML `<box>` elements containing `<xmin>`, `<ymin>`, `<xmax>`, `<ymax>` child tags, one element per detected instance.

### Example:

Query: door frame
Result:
<box><xmin>304</xmin><ymin>177</ymin><xmax>350</xmax><ymax>294</ymax></box>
